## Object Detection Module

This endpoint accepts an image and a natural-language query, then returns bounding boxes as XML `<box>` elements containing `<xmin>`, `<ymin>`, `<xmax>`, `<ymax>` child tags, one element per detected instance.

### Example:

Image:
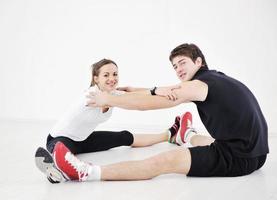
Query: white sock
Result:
<box><xmin>87</xmin><ymin>165</ymin><xmax>101</xmax><ymax>181</ymax></box>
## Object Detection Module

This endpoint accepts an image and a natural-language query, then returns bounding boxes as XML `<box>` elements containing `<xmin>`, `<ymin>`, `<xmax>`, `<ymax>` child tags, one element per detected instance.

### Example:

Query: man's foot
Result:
<box><xmin>168</xmin><ymin>116</ymin><xmax>180</xmax><ymax>143</ymax></box>
<box><xmin>53</xmin><ymin>142</ymin><xmax>92</xmax><ymax>181</ymax></box>
<box><xmin>35</xmin><ymin>147</ymin><xmax>67</xmax><ymax>183</ymax></box>
<box><xmin>175</xmin><ymin>112</ymin><xmax>196</xmax><ymax>145</ymax></box>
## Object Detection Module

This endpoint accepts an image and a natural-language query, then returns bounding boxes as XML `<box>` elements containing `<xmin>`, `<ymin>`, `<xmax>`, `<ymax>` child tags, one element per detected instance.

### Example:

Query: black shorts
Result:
<box><xmin>46</xmin><ymin>130</ymin><xmax>134</xmax><ymax>154</ymax></box>
<box><xmin>187</xmin><ymin>141</ymin><xmax>267</xmax><ymax>177</ymax></box>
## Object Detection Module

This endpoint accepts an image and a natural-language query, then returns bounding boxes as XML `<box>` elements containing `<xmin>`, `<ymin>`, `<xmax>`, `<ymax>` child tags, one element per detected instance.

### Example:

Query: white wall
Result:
<box><xmin>1</xmin><ymin>0</ymin><xmax>277</xmax><ymax>133</ymax></box>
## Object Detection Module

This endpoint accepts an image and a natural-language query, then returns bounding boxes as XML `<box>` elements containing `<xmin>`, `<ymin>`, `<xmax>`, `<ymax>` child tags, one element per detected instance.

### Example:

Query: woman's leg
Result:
<box><xmin>46</xmin><ymin>134</ymin><xmax>80</xmax><ymax>154</ymax></box>
<box><xmin>82</xmin><ymin>130</ymin><xmax>171</xmax><ymax>153</ymax></box>
<box><xmin>131</xmin><ymin>132</ymin><xmax>168</xmax><ymax>147</ymax></box>
<box><xmin>80</xmin><ymin>130</ymin><xmax>134</xmax><ymax>153</ymax></box>
<box><xmin>131</xmin><ymin>115</ymin><xmax>183</xmax><ymax>147</ymax></box>
<box><xmin>47</xmin><ymin>130</ymin><xmax>168</xmax><ymax>156</ymax></box>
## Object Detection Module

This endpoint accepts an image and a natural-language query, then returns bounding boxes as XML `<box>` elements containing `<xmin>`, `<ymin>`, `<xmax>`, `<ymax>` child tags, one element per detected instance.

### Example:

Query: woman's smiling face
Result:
<box><xmin>94</xmin><ymin>63</ymin><xmax>118</xmax><ymax>92</ymax></box>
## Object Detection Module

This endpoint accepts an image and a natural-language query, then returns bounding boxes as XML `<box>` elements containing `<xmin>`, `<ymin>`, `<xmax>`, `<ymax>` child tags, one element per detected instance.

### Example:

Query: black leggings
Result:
<box><xmin>46</xmin><ymin>130</ymin><xmax>134</xmax><ymax>154</ymax></box>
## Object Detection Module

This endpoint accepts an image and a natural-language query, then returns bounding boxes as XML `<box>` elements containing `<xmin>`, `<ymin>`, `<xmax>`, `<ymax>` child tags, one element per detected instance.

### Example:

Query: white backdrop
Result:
<box><xmin>0</xmin><ymin>0</ymin><xmax>277</xmax><ymax>133</ymax></box>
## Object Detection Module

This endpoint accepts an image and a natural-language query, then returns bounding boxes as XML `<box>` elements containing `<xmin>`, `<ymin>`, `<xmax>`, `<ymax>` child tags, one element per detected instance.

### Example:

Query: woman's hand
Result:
<box><xmin>86</xmin><ymin>91</ymin><xmax>110</xmax><ymax>107</ymax></box>
<box><xmin>117</xmin><ymin>86</ymin><xmax>148</xmax><ymax>93</ymax></box>
<box><xmin>155</xmin><ymin>85</ymin><xmax>181</xmax><ymax>101</ymax></box>
<box><xmin>116</xmin><ymin>86</ymin><xmax>134</xmax><ymax>92</ymax></box>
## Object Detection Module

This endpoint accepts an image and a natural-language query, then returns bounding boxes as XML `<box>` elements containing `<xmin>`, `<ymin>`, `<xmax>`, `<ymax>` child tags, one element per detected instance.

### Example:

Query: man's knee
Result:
<box><xmin>169</xmin><ymin>148</ymin><xmax>191</xmax><ymax>174</ymax></box>
<box><xmin>148</xmin><ymin>147</ymin><xmax>191</xmax><ymax>175</ymax></box>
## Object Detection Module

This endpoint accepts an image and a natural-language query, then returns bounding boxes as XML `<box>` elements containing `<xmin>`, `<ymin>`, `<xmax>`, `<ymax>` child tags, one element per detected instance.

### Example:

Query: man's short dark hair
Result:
<box><xmin>169</xmin><ymin>43</ymin><xmax>208</xmax><ymax>67</ymax></box>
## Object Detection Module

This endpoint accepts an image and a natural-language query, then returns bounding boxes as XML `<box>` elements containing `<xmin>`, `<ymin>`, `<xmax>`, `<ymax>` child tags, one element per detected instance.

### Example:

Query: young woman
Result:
<box><xmin>35</xmin><ymin>58</ymin><xmax>180</xmax><ymax>183</ymax></box>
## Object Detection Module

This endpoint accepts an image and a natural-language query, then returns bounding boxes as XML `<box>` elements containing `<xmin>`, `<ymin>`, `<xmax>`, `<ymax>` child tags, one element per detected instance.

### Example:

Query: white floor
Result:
<box><xmin>0</xmin><ymin>120</ymin><xmax>276</xmax><ymax>200</ymax></box>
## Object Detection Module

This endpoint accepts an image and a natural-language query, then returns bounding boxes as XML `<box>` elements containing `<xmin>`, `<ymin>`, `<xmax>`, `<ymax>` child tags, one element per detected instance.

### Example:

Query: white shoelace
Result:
<box><xmin>65</xmin><ymin>152</ymin><xmax>91</xmax><ymax>181</ymax></box>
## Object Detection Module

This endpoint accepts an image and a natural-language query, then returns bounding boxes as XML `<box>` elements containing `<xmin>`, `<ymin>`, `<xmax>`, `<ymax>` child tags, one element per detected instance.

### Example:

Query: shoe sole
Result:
<box><xmin>35</xmin><ymin>147</ymin><xmax>66</xmax><ymax>183</ymax></box>
<box><xmin>35</xmin><ymin>147</ymin><xmax>54</xmax><ymax>172</ymax></box>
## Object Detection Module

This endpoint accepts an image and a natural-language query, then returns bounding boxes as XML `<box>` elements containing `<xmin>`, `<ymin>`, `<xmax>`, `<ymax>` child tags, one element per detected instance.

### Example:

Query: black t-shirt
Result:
<box><xmin>192</xmin><ymin>67</ymin><xmax>269</xmax><ymax>158</ymax></box>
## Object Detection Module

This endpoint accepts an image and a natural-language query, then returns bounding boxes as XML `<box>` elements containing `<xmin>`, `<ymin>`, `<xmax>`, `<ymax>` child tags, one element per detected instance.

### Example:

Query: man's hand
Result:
<box><xmin>155</xmin><ymin>85</ymin><xmax>181</xmax><ymax>101</ymax></box>
<box><xmin>86</xmin><ymin>91</ymin><xmax>110</xmax><ymax>107</ymax></box>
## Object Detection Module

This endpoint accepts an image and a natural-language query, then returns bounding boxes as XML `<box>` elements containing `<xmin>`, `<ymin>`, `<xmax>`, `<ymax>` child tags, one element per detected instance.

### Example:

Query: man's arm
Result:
<box><xmin>170</xmin><ymin>80</ymin><xmax>208</xmax><ymax>102</ymax></box>
<box><xmin>104</xmin><ymin>93</ymin><xmax>184</xmax><ymax>110</ymax></box>
<box><xmin>117</xmin><ymin>85</ymin><xmax>180</xmax><ymax>96</ymax></box>
<box><xmin>87</xmin><ymin>80</ymin><xmax>208</xmax><ymax>110</ymax></box>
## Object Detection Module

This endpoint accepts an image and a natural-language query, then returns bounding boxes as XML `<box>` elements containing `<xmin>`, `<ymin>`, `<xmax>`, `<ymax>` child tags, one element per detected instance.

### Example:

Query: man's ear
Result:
<box><xmin>195</xmin><ymin>57</ymin><xmax>202</xmax><ymax>67</ymax></box>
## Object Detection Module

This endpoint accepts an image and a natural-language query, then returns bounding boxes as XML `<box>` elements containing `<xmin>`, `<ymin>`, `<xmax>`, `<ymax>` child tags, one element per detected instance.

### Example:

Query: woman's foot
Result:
<box><xmin>168</xmin><ymin>116</ymin><xmax>180</xmax><ymax>143</ymax></box>
<box><xmin>35</xmin><ymin>147</ymin><xmax>67</xmax><ymax>183</ymax></box>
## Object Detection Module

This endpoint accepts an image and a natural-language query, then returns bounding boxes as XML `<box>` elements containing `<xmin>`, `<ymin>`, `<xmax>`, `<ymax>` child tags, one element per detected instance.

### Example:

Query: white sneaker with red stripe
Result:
<box><xmin>53</xmin><ymin>142</ymin><xmax>92</xmax><ymax>181</ymax></box>
<box><xmin>175</xmin><ymin>112</ymin><xmax>197</xmax><ymax>145</ymax></box>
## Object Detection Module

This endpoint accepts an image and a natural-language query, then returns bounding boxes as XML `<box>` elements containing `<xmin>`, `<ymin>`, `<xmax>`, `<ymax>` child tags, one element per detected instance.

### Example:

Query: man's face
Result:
<box><xmin>171</xmin><ymin>55</ymin><xmax>202</xmax><ymax>81</ymax></box>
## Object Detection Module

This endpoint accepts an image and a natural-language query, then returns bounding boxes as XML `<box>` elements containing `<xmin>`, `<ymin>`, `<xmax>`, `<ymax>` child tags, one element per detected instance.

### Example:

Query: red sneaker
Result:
<box><xmin>175</xmin><ymin>112</ymin><xmax>194</xmax><ymax>145</ymax></box>
<box><xmin>53</xmin><ymin>142</ymin><xmax>92</xmax><ymax>181</ymax></box>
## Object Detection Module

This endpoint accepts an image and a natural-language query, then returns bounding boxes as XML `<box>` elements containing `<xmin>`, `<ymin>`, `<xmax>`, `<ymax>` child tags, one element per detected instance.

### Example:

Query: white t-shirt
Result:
<box><xmin>50</xmin><ymin>86</ymin><xmax>124</xmax><ymax>141</ymax></box>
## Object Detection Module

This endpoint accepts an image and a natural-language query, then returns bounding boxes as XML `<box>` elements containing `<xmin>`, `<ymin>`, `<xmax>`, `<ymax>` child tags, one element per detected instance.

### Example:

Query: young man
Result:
<box><xmin>53</xmin><ymin>43</ymin><xmax>269</xmax><ymax>181</ymax></box>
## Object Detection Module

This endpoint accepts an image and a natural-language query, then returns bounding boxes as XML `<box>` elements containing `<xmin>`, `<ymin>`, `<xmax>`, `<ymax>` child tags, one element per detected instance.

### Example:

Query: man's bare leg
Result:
<box><xmin>190</xmin><ymin>134</ymin><xmax>214</xmax><ymax>146</ymax></box>
<box><xmin>53</xmin><ymin>142</ymin><xmax>191</xmax><ymax>181</ymax></box>
<box><xmin>101</xmin><ymin>147</ymin><xmax>191</xmax><ymax>180</ymax></box>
